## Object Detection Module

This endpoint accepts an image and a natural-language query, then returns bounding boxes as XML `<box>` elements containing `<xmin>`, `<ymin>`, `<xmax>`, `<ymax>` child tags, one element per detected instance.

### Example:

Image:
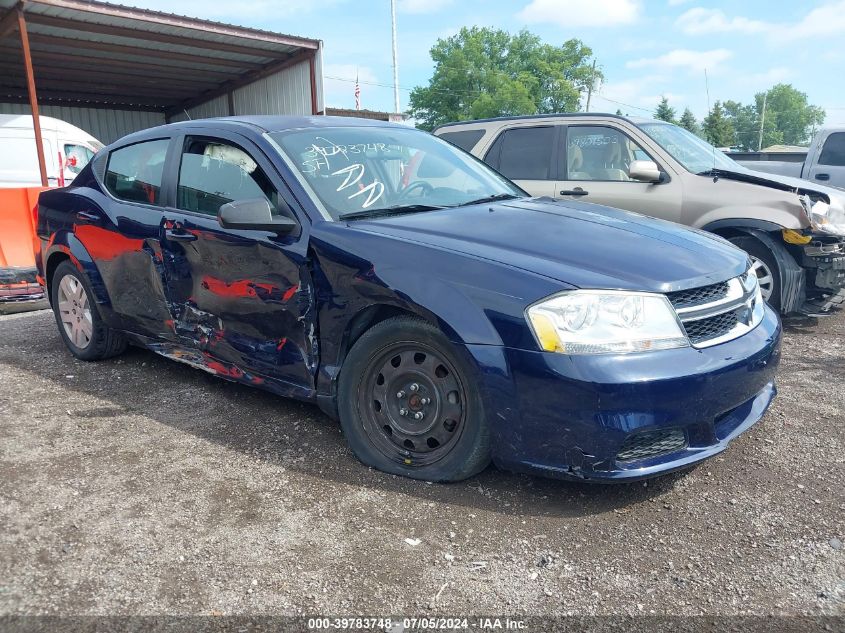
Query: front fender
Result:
<box><xmin>309</xmin><ymin>226</ymin><xmax>565</xmax><ymax>411</ymax></box>
<box><xmin>694</xmin><ymin>206</ymin><xmax>806</xmax><ymax>231</ymax></box>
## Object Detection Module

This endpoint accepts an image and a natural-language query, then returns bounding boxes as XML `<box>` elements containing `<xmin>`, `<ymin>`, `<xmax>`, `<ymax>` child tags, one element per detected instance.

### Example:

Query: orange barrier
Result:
<box><xmin>0</xmin><ymin>187</ymin><xmax>47</xmax><ymax>310</ymax></box>
<box><xmin>0</xmin><ymin>187</ymin><xmax>44</xmax><ymax>269</ymax></box>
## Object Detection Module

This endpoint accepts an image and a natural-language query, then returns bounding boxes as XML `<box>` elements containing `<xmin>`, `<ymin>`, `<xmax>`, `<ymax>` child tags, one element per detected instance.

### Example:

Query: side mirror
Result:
<box><xmin>218</xmin><ymin>198</ymin><xmax>297</xmax><ymax>234</ymax></box>
<box><xmin>629</xmin><ymin>160</ymin><xmax>662</xmax><ymax>183</ymax></box>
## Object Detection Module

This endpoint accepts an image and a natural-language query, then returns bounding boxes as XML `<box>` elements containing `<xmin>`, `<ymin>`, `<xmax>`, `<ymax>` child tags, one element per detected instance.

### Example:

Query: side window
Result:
<box><xmin>438</xmin><ymin>129</ymin><xmax>485</xmax><ymax>153</ymax></box>
<box><xmin>490</xmin><ymin>126</ymin><xmax>554</xmax><ymax>181</ymax></box>
<box><xmin>818</xmin><ymin>133</ymin><xmax>845</xmax><ymax>167</ymax></box>
<box><xmin>177</xmin><ymin>137</ymin><xmax>282</xmax><ymax>216</ymax></box>
<box><xmin>564</xmin><ymin>126</ymin><xmax>654</xmax><ymax>181</ymax></box>
<box><xmin>64</xmin><ymin>144</ymin><xmax>95</xmax><ymax>175</ymax></box>
<box><xmin>105</xmin><ymin>139</ymin><xmax>169</xmax><ymax>205</ymax></box>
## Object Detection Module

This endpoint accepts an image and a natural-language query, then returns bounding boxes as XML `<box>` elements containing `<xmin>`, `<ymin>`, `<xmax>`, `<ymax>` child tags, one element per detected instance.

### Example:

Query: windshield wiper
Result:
<box><xmin>450</xmin><ymin>193</ymin><xmax>521</xmax><ymax>207</ymax></box>
<box><xmin>338</xmin><ymin>203</ymin><xmax>444</xmax><ymax>221</ymax></box>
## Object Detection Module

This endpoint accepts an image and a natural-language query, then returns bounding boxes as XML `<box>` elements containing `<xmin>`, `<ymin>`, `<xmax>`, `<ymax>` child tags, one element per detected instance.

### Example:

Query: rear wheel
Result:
<box><xmin>51</xmin><ymin>260</ymin><xmax>127</xmax><ymax>361</ymax></box>
<box><xmin>728</xmin><ymin>236</ymin><xmax>781</xmax><ymax>310</ymax></box>
<box><xmin>338</xmin><ymin>317</ymin><xmax>491</xmax><ymax>482</ymax></box>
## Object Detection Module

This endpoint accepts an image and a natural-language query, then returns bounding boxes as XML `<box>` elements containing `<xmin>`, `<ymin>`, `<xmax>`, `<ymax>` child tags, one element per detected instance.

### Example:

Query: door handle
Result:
<box><xmin>165</xmin><ymin>228</ymin><xmax>197</xmax><ymax>242</ymax></box>
<box><xmin>75</xmin><ymin>210</ymin><xmax>99</xmax><ymax>223</ymax></box>
<box><xmin>815</xmin><ymin>173</ymin><xmax>830</xmax><ymax>181</ymax></box>
<box><xmin>559</xmin><ymin>188</ymin><xmax>588</xmax><ymax>196</ymax></box>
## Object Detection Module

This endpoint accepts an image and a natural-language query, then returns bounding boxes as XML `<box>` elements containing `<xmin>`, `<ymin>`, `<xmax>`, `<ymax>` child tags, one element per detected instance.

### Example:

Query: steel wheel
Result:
<box><xmin>57</xmin><ymin>274</ymin><xmax>93</xmax><ymax>350</ymax></box>
<box><xmin>749</xmin><ymin>256</ymin><xmax>775</xmax><ymax>302</ymax></box>
<box><xmin>358</xmin><ymin>342</ymin><xmax>467</xmax><ymax>467</ymax></box>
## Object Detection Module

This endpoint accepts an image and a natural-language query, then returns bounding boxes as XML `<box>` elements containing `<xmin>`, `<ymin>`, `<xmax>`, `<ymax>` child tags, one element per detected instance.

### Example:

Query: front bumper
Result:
<box><xmin>800</xmin><ymin>242</ymin><xmax>845</xmax><ymax>313</ymax></box>
<box><xmin>467</xmin><ymin>305</ymin><xmax>781</xmax><ymax>482</ymax></box>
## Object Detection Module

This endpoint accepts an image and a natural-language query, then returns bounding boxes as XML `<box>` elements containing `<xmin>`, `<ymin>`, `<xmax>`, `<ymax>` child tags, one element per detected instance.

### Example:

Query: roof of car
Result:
<box><xmin>106</xmin><ymin>115</ymin><xmax>408</xmax><ymax>148</ymax></box>
<box><xmin>434</xmin><ymin>112</ymin><xmax>657</xmax><ymax>131</ymax></box>
<box><xmin>215</xmin><ymin>115</ymin><xmax>405</xmax><ymax>131</ymax></box>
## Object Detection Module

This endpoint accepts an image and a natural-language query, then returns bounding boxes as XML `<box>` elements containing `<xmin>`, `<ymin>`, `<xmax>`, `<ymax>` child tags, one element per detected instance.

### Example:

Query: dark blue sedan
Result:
<box><xmin>35</xmin><ymin>116</ymin><xmax>781</xmax><ymax>482</ymax></box>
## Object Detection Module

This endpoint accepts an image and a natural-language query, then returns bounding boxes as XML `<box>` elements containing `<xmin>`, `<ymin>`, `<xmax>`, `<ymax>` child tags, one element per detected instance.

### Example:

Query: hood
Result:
<box><xmin>708</xmin><ymin>167</ymin><xmax>845</xmax><ymax>201</ymax></box>
<box><xmin>347</xmin><ymin>198</ymin><xmax>749</xmax><ymax>293</ymax></box>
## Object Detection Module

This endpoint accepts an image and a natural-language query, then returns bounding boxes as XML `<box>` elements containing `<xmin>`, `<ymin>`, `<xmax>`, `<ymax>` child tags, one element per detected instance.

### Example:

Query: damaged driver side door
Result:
<box><xmin>159</xmin><ymin>131</ymin><xmax>316</xmax><ymax>398</ymax></box>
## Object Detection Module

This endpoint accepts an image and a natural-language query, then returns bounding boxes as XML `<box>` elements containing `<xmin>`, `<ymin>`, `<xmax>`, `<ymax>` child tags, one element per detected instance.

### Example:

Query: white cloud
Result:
<box><xmin>781</xmin><ymin>1</ymin><xmax>845</xmax><ymax>40</ymax></box>
<box><xmin>667</xmin><ymin>0</ymin><xmax>689</xmax><ymax>5</ymax></box>
<box><xmin>627</xmin><ymin>48</ymin><xmax>733</xmax><ymax>73</ymax></box>
<box><xmin>676</xmin><ymin>2</ymin><xmax>845</xmax><ymax>41</ymax></box>
<box><xmin>399</xmin><ymin>0</ymin><xmax>452</xmax><ymax>14</ymax></box>
<box><xmin>676</xmin><ymin>8</ymin><xmax>770</xmax><ymax>35</ymax></box>
<box><xmin>517</xmin><ymin>0</ymin><xmax>640</xmax><ymax>27</ymax></box>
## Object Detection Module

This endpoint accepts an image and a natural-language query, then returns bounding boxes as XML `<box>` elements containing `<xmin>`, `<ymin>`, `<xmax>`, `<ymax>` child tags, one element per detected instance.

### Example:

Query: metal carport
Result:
<box><xmin>0</xmin><ymin>0</ymin><xmax>324</xmax><ymax>186</ymax></box>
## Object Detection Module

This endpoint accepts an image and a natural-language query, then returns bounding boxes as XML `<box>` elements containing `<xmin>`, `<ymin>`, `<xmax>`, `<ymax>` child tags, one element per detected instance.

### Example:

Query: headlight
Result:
<box><xmin>800</xmin><ymin>194</ymin><xmax>845</xmax><ymax>236</ymax></box>
<box><xmin>526</xmin><ymin>290</ymin><xmax>689</xmax><ymax>355</ymax></box>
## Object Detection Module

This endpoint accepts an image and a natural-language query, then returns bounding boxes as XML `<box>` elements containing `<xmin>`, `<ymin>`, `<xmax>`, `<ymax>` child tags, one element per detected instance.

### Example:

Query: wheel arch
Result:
<box><xmin>702</xmin><ymin>218</ymin><xmax>786</xmax><ymax>237</ymax></box>
<box><xmin>43</xmin><ymin>232</ymin><xmax>110</xmax><ymax>309</ymax></box>
<box><xmin>317</xmin><ymin>302</ymin><xmax>467</xmax><ymax>420</ymax></box>
<box><xmin>722</xmin><ymin>228</ymin><xmax>805</xmax><ymax>314</ymax></box>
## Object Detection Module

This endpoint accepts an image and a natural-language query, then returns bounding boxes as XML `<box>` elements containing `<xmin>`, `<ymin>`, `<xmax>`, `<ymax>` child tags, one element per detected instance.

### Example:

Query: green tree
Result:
<box><xmin>408</xmin><ymin>27</ymin><xmax>600</xmax><ymax>130</ymax></box>
<box><xmin>654</xmin><ymin>96</ymin><xmax>676</xmax><ymax>124</ymax></box>
<box><xmin>678</xmin><ymin>108</ymin><xmax>701</xmax><ymax>136</ymax></box>
<box><xmin>723</xmin><ymin>100</ymin><xmax>758</xmax><ymax>150</ymax></box>
<box><xmin>755</xmin><ymin>84</ymin><xmax>825</xmax><ymax>146</ymax></box>
<box><xmin>723</xmin><ymin>99</ymin><xmax>782</xmax><ymax>150</ymax></box>
<box><xmin>702</xmin><ymin>101</ymin><xmax>735</xmax><ymax>147</ymax></box>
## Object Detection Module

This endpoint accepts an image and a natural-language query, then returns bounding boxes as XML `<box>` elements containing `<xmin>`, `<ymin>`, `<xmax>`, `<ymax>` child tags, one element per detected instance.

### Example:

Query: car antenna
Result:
<box><xmin>183</xmin><ymin>109</ymin><xmax>192</xmax><ymax>121</ymax></box>
<box><xmin>705</xmin><ymin>68</ymin><xmax>718</xmax><ymax>182</ymax></box>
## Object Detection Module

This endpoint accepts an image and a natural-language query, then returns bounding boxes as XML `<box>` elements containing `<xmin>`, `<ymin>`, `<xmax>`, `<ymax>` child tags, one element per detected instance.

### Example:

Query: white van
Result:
<box><xmin>0</xmin><ymin>114</ymin><xmax>104</xmax><ymax>188</ymax></box>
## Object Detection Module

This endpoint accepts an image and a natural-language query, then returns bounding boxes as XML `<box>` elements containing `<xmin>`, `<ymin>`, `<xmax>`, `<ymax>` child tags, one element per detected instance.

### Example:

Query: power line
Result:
<box><xmin>589</xmin><ymin>93</ymin><xmax>652</xmax><ymax>114</ymax></box>
<box><xmin>327</xmin><ymin>73</ymin><xmax>658</xmax><ymax>114</ymax></box>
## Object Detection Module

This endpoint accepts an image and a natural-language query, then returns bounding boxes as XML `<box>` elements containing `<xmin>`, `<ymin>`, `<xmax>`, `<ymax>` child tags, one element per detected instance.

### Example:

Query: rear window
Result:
<box><xmin>819</xmin><ymin>132</ymin><xmax>845</xmax><ymax>167</ymax></box>
<box><xmin>104</xmin><ymin>139</ymin><xmax>169</xmax><ymax>205</ymax></box>
<box><xmin>438</xmin><ymin>129</ymin><xmax>485</xmax><ymax>152</ymax></box>
<box><xmin>487</xmin><ymin>126</ymin><xmax>553</xmax><ymax>181</ymax></box>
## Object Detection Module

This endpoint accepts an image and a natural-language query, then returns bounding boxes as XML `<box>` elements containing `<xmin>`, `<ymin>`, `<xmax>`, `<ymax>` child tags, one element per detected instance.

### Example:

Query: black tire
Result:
<box><xmin>337</xmin><ymin>316</ymin><xmax>491</xmax><ymax>482</ymax></box>
<box><xmin>728</xmin><ymin>235</ymin><xmax>781</xmax><ymax>311</ymax></box>
<box><xmin>51</xmin><ymin>260</ymin><xmax>127</xmax><ymax>361</ymax></box>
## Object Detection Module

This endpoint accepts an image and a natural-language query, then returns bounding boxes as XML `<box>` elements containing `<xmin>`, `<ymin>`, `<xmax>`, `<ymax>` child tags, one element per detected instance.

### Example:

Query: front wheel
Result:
<box><xmin>51</xmin><ymin>260</ymin><xmax>127</xmax><ymax>361</ymax></box>
<box><xmin>337</xmin><ymin>317</ymin><xmax>491</xmax><ymax>482</ymax></box>
<box><xmin>728</xmin><ymin>236</ymin><xmax>781</xmax><ymax>311</ymax></box>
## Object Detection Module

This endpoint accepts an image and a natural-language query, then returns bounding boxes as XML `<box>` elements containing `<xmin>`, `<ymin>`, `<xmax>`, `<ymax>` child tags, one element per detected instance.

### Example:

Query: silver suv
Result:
<box><xmin>435</xmin><ymin>114</ymin><xmax>845</xmax><ymax>315</ymax></box>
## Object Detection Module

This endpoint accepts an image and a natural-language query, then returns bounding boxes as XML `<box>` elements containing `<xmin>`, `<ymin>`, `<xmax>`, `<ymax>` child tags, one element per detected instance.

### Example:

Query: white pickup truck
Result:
<box><xmin>737</xmin><ymin>126</ymin><xmax>845</xmax><ymax>190</ymax></box>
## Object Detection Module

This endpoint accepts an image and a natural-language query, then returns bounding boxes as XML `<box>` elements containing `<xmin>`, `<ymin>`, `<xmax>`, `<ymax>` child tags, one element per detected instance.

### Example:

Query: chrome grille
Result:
<box><xmin>667</xmin><ymin>281</ymin><xmax>729</xmax><ymax>310</ymax></box>
<box><xmin>683</xmin><ymin>310</ymin><xmax>739</xmax><ymax>345</ymax></box>
<box><xmin>617</xmin><ymin>428</ymin><xmax>687</xmax><ymax>462</ymax></box>
<box><xmin>668</xmin><ymin>271</ymin><xmax>762</xmax><ymax>348</ymax></box>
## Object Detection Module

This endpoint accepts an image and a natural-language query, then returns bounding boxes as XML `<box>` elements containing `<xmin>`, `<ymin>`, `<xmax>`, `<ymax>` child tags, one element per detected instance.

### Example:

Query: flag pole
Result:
<box><xmin>390</xmin><ymin>0</ymin><xmax>400</xmax><ymax>114</ymax></box>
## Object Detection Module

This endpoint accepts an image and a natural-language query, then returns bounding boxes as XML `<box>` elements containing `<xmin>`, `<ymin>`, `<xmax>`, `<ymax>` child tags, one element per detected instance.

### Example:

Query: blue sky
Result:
<box><xmin>131</xmin><ymin>0</ymin><xmax>845</xmax><ymax>125</ymax></box>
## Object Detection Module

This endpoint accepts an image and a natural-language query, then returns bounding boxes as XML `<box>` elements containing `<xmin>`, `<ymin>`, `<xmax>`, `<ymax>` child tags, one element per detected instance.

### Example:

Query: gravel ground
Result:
<box><xmin>0</xmin><ymin>309</ymin><xmax>842</xmax><ymax>624</ymax></box>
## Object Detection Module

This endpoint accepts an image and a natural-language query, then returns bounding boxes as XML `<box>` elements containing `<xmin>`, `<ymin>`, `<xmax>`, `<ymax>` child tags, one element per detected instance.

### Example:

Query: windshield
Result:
<box><xmin>637</xmin><ymin>122</ymin><xmax>744</xmax><ymax>174</ymax></box>
<box><xmin>269</xmin><ymin>126</ymin><xmax>523</xmax><ymax>220</ymax></box>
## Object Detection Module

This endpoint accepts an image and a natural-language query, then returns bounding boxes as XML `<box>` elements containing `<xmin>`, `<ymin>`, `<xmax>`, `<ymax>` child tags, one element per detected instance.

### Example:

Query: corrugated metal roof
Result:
<box><xmin>0</xmin><ymin>101</ymin><xmax>165</xmax><ymax>142</ymax></box>
<box><xmin>0</xmin><ymin>0</ymin><xmax>321</xmax><ymax>114</ymax></box>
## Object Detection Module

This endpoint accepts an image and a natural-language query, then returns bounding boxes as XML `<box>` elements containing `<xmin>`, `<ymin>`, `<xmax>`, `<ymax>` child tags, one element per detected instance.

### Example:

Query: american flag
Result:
<box><xmin>354</xmin><ymin>72</ymin><xmax>361</xmax><ymax>110</ymax></box>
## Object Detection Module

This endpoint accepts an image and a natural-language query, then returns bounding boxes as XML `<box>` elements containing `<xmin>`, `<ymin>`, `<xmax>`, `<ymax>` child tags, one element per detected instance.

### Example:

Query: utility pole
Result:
<box><xmin>585</xmin><ymin>58</ymin><xmax>597</xmax><ymax>112</ymax></box>
<box><xmin>758</xmin><ymin>91</ymin><xmax>768</xmax><ymax>151</ymax></box>
<box><xmin>390</xmin><ymin>0</ymin><xmax>400</xmax><ymax>114</ymax></box>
